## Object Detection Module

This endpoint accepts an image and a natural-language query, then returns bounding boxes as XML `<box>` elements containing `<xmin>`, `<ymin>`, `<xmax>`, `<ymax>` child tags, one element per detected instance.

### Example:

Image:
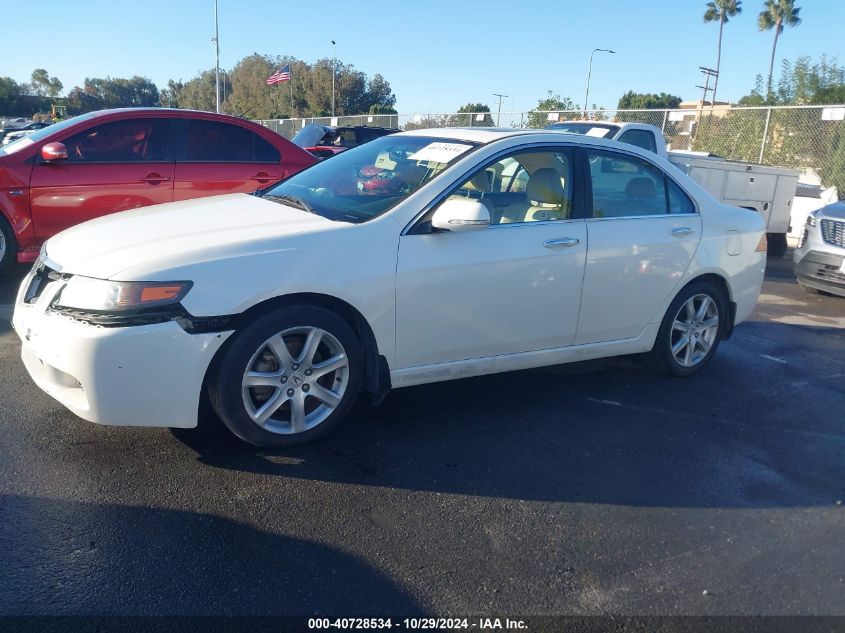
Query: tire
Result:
<box><xmin>767</xmin><ymin>232</ymin><xmax>788</xmax><ymax>258</ymax></box>
<box><xmin>797</xmin><ymin>282</ymin><xmax>836</xmax><ymax>297</ymax></box>
<box><xmin>207</xmin><ymin>305</ymin><xmax>363</xmax><ymax>447</ymax></box>
<box><xmin>649</xmin><ymin>280</ymin><xmax>727</xmax><ymax>376</ymax></box>
<box><xmin>0</xmin><ymin>215</ymin><xmax>17</xmax><ymax>275</ymax></box>
<box><xmin>797</xmin><ymin>281</ymin><xmax>817</xmax><ymax>295</ymax></box>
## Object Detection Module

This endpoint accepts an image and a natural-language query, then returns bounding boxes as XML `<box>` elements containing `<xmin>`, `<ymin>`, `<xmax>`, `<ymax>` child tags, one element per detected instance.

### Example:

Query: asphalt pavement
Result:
<box><xmin>0</xmin><ymin>254</ymin><xmax>843</xmax><ymax>618</ymax></box>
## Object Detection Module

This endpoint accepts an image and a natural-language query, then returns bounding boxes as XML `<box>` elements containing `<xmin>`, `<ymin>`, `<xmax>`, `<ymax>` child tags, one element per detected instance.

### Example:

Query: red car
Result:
<box><xmin>0</xmin><ymin>108</ymin><xmax>316</xmax><ymax>271</ymax></box>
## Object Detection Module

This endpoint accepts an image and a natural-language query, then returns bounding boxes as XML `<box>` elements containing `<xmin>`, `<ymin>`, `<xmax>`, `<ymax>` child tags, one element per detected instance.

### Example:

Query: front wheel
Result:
<box><xmin>0</xmin><ymin>215</ymin><xmax>17</xmax><ymax>275</ymax></box>
<box><xmin>649</xmin><ymin>281</ymin><xmax>727</xmax><ymax>376</ymax></box>
<box><xmin>207</xmin><ymin>305</ymin><xmax>363</xmax><ymax>447</ymax></box>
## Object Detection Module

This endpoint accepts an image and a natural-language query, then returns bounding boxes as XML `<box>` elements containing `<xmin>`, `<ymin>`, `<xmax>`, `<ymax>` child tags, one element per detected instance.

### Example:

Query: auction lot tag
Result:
<box><xmin>409</xmin><ymin>142</ymin><xmax>473</xmax><ymax>163</ymax></box>
<box><xmin>585</xmin><ymin>127</ymin><xmax>611</xmax><ymax>138</ymax></box>
<box><xmin>822</xmin><ymin>107</ymin><xmax>845</xmax><ymax>121</ymax></box>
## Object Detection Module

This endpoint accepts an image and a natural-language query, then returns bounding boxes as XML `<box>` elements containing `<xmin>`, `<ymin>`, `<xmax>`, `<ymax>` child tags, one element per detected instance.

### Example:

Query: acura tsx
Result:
<box><xmin>12</xmin><ymin>128</ymin><xmax>767</xmax><ymax>446</ymax></box>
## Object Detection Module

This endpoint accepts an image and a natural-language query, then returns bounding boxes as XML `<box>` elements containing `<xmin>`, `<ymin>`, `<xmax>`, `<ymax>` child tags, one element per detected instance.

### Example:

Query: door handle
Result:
<box><xmin>543</xmin><ymin>237</ymin><xmax>580</xmax><ymax>249</ymax></box>
<box><xmin>140</xmin><ymin>173</ymin><xmax>170</xmax><ymax>184</ymax></box>
<box><xmin>251</xmin><ymin>172</ymin><xmax>272</xmax><ymax>183</ymax></box>
<box><xmin>670</xmin><ymin>227</ymin><xmax>694</xmax><ymax>237</ymax></box>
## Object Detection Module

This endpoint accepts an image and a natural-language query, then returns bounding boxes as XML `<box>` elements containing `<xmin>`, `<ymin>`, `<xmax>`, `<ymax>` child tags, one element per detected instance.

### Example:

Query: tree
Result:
<box><xmin>30</xmin><ymin>68</ymin><xmax>63</xmax><ymax>98</ymax></box>
<box><xmin>703</xmin><ymin>0</ymin><xmax>742</xmax><ymax>103</ymax></box>
<box><xmin>159</xmin><ymin>79</ymin><xmax>183</xmax><ymax>108</ymax></box>
<box><xmin>162</xmin><ymin>53</ymin><xmax>396</xmax><ymax>120</ymax></box>
<box><xmin>758</xmin><ymin>0</ymin><xmax>802</xmax><ymax>100</ymax></box>
<box><xmin>739</xmin><ymin>55</ymin><xmax>845</xmax><ymax>105</ymax></box>
<box><xmin>526</xmin><ymin>92</ymin><xmax>577</xmax><ymax>128</ymax></box>
<box><xmin>738</xmin><ymin>74</ymin><xmax>767</xmax><ymax>105</ymax></box>
<box><xmin>726</xmin><ymin>55</ymin><xmax>845</xmax><ymax>194</ymax></box>
<box><xmin>617</xmin><ymin>91</ymin><xmax>682</xmax><ymax>109</ymax></box>
<box><xmin>65</xmin><ymin>76</ymin><xmax>160</xmax><ymax>114</ymax></box>
<box><xmin>403</xmin><ymin>114</ymin><xmax>450</xmax><ymax>131</ymax></box>
<box><xmin>0</xmin><ymin>77</ymin><xmax>22</xmax><ymax>114</ymax></box>
<box><xmin>171</xmin><ymin>70</ymin><xmax>218</xmax><ymax>113</ymax></box>
<box><xmin>449</xmin><ymin>103</ymin><xmax>494</xmax><ymax>127</ymax></box>
<box><xmin>226</xmin><ymin>54</ymin><xmax>284</xmax><ymax>118</ymax></box>
<box><xmin>369</xmin><ymin>104</ymin><xmax>397</xmax><ymax>115</ymax></box>
<box><xmin>784</xmin><ymin>55</ymin><xmax>845</xmax><ymax>104</ymax></box>
<box><xmin>364</xmin><ymin>74</ymin><xmax>396</xmax><ymax>113</ymax></box>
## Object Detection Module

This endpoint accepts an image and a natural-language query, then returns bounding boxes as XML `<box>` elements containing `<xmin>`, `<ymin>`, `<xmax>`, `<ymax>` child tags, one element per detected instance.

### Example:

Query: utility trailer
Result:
<box><xmin>546</xmin><ymin>121</ymin><xmax>800</xmax><ymax>257</ymax></box>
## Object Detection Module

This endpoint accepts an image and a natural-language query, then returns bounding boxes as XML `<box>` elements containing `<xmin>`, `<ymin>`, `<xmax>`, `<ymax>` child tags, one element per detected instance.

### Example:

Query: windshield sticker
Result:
<box><xmin>409</xmin><ymin>142</ymin><xmax>474</xmax><ymax>164</ymax></box>
<box><xmin>586</xmin><ymin>127</ymin><xmax>611</xmax><ymax>138</ymax></box>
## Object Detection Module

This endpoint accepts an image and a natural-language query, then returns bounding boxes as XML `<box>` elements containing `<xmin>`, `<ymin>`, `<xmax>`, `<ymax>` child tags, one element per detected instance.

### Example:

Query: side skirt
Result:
<box><xmin>390</xmin><ymin>324</ymin><xmax>660</xmax><ymax>389</ymax></box>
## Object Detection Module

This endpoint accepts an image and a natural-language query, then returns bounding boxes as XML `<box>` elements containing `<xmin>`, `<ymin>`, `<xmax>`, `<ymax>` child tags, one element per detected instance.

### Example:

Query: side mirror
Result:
<box><xmin>431</xmin><ymin>197</ymin><xmax>490</xmax><ymax>232</ymax></box>
<box><xmin>41</xmin><ymin>142</ymin><xmax>68</xmax><ymax>162</ymax></box>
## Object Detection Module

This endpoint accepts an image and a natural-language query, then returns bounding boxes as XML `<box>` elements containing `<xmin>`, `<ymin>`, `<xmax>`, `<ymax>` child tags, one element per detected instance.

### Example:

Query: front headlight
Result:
<box><xmin>54</xmin><ymin>277</ymin><xmax>192</xmax><ymax>312</ymax></box>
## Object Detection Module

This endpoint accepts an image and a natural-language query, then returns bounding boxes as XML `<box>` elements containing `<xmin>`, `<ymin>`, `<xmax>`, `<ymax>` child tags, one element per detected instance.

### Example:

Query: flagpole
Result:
<box><xmin>290</xmin><ymin>64</ymin><xmax>294</xmax><ymax>116</ymax></box>
<box><xmin>214</xmin><ymin>0</ymin><xmax>220</xmax><ymax>114</ymax></box>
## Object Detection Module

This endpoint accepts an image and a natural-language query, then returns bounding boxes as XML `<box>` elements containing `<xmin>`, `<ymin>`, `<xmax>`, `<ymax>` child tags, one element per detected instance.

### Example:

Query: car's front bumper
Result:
<box><xmin>794</xmin><ymin>248</ymin><xmax>845</xmax><ymax>297</ymax></box>
<box><xmin>11</xmin><ymin>275</ymin><xmax>232</xmax><ymax>428</ymax></box>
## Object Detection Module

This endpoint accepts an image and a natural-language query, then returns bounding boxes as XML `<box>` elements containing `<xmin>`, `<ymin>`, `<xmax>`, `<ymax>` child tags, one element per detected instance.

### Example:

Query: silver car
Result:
<box><xmin>794</xmin><ymin>201</ymin><xmax>845</xmax><ymax>298</ymax></box>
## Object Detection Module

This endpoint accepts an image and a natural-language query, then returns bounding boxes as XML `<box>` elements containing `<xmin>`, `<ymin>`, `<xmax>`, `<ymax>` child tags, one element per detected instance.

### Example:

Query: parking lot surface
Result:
<box><xmin>0</xmin><ymin>254</ymin><xmax>843</xmax><ymax>617</ymax></box>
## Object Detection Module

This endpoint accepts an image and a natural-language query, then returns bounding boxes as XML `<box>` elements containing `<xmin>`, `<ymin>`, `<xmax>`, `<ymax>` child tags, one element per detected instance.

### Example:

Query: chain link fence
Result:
<box><xmin>257</xmin><ymin>105</ymin><xmax>845</xmax><ymax>194</ymax></box>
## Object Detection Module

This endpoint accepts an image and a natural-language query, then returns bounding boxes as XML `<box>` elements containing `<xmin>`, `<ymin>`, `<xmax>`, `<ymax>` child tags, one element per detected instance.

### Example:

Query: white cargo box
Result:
<box><xmin>668</xmin><ymin>153</ymin><xmax>800</xmax><ymax>234</ymax></box>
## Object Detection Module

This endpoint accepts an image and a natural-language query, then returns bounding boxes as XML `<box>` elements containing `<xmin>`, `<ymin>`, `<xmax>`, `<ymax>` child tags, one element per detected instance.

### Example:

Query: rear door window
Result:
<box><xmin>183</xmin><ymin>120</ymin><xmax>280</xmax><ymax>163</ymax></box>
<box><xmin>617</xmin><ymin>129</ymin><xmax>658</xmax><ymax>154</ymax></box>
<box><xmin>587</xmin><ymin>150</ymin><xmax>695</xmax><ymax>218</ymax></box>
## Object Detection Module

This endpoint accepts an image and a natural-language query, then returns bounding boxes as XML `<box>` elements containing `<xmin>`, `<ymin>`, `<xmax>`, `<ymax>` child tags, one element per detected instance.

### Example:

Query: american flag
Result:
<box><xmin>266</xmin><ymin>64</ymin><xmax>291</xmax><ymax>85</ymax></box>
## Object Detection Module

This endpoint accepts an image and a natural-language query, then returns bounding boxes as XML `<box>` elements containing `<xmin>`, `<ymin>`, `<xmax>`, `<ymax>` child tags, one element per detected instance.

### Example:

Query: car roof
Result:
<box><xmin>394</xmin><ymin>126</ymin><xmax>658</xmax><ymax>151</ymax></box>
<box><xmin>395</xmin><ymin>127</ymin><xmax>539</xmax><ymax>143</ymax></box>
<box><xmin>79</xmin><ymin>107</ymin><xmax>254</xmax><ymax>120</ymax></box>
<box><xmin>548</xmin><ymin>120</ymin><xmax>656</xmax><ymax>130</ymax></box>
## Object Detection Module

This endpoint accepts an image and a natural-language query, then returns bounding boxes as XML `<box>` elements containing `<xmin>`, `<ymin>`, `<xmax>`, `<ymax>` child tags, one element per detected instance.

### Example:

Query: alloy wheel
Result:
<box><xmin>670</xmin><ymin>294</ymin><xmax>720</xmax><ymax>368</ymax></box>
<box><xmin>241</xmin><ymin>326</ymin><xmax>349</xmax><ymax>435</ymax></box>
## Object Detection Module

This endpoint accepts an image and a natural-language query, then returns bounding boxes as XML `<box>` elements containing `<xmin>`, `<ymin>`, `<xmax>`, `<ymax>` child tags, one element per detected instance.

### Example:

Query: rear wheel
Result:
<box><xmin>0</xmin><ymin>216</ymin><xmax>17</xmax><ymax>275</ymax></box>
<box><xmin>649</xmin><ymin>281</ymin><xmax>727</xmax><ymax>376</ymax></box>
<box><xmin>208</xmin><ymin>305</ymin><xmax>363</xmax><ymax>447</ymax></box>
<box><xmin>767</xmin><ymin>232</ymin><xmax>788</xmax><ymax>258</ymax></box>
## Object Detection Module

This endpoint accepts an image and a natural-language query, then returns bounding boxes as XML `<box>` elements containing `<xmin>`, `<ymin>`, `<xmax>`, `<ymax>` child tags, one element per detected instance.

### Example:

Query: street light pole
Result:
<box><xmin>213</xmin><ymin>0</ymin><xmax>220</xmax><ymax>113</ymax></box>
<box><xmin>331</xmin><ymin>40</ymin><xmax>336</xmax><ymax>117</ymax></box>
<box><xmin>492</xmin><ymin>93</ymin><xmax>508</xmax><ymax>126</ymax></box>
<box><xmin>583</xmin><ymin>48</ymin><xmax>615</xmax><ymax>117</ymax></box>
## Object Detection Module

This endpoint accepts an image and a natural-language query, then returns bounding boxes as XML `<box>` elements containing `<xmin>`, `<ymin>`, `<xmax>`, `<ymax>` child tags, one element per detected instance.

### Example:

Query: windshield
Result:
<box><xmin>0</xmin><ymin>111</ymin><xmax>99</xmax><ymax>156</ymax></box>
<box><xmin>261</xmin><ymin>135</ymin><xmax>479</xmax><ymax>223</ymax></box>
<box><xmin>546</xmin><ymin>122</ymin><xmax>621</xmax><ymax>138</ymax></box>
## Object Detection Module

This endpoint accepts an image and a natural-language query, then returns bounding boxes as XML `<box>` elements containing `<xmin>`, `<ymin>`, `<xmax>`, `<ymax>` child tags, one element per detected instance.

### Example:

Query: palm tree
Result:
<box><xmin>703</xmin><ymin>0</ymin><xmax>743</xmax><ymax>104</ymax></box>
<box><xmin>758</xmin><ymin>0</ymin><xmax>802</xmax><ymax>101</ymax></box>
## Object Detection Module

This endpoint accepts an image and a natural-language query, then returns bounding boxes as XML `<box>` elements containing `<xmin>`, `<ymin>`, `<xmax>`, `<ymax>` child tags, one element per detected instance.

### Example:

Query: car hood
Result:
<box><xmin>292</xmin><ymin>124</ymin><xmax>331</xmax><ymax>148</ymax></box>
<box><xmin>818</xmin><ymin>201</ymin><xmax>845</xmax><ymax>221</ymax></box>
<box><xmin>44</xmin><ymin>193</ymin><xmax>344</xmax><ymax>280</ymax></box>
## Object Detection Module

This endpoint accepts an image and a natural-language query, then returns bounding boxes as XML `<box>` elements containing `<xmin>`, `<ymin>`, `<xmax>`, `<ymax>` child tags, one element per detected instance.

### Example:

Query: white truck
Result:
<box><xmin>546</xmin><ymin>121</ymin><xmax>800</xmax><ymax>257</ymax></box>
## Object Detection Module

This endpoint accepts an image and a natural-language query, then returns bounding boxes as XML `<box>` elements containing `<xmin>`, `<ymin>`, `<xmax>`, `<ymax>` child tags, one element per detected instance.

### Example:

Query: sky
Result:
<box><xmin>2</xmin><ymin>0</ymin><xmax>843</xmax><ymax>115</ymax></box>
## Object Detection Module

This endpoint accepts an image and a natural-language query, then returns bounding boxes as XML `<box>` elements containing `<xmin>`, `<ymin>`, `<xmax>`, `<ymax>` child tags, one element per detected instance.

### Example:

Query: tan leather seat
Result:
<box><xmin>500</xmin><ymin>168</ymin><xmax>568</xmax><ymax>223</ymax></box>
<box><xmin>463</xmin><ymin>171</ymin><xmax>492</xmax><ymax>193</ymax></box>
<box><xmin>616</xmin><ymin>176</ymin><xmax>663</xmax><ymax>217</ymax></box>
<box><xmin>447</xmin><ymin>171</ymin><xmax>494</xmax><ymax>218</ymax></box>
<box><xmin>625</xmin><ymin>177</ymin><xmax>657</xmax><ymax>202</ymax></box>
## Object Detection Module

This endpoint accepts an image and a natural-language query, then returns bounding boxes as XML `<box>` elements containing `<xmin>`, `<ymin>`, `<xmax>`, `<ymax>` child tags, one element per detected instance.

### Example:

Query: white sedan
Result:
<box><xmin>12</xmin><ymin>128</ymin><xmax>767</xmax><ymax>446</ymax></box>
